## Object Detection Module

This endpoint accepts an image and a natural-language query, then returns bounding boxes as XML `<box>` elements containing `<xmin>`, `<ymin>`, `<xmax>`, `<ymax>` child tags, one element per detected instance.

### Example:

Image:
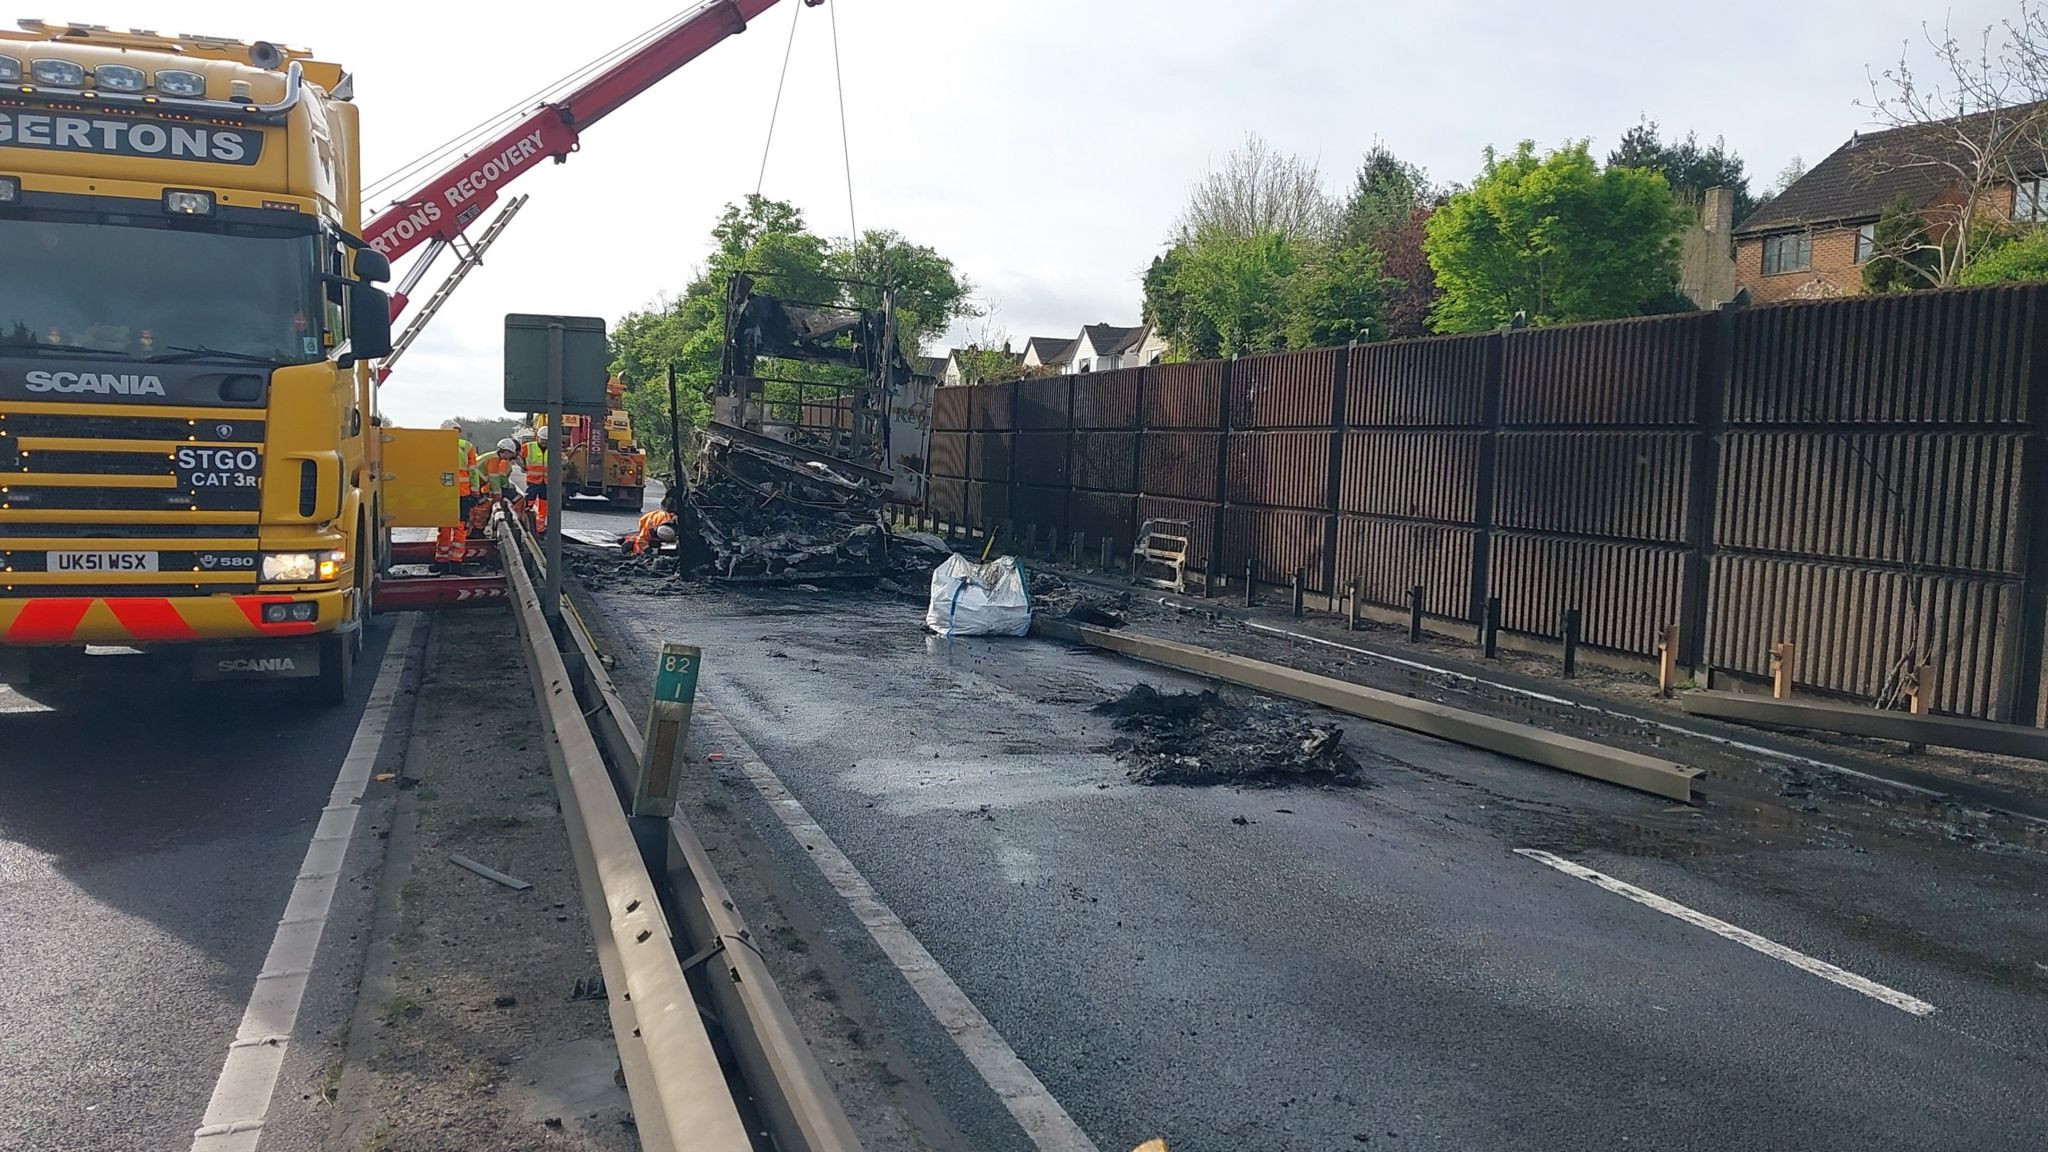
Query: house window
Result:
<box><xmin>1855</xmin><ymin>223</ymin><xmax>1877</xmax><ymax>264</ymax></box>
<box><xmin>1762</xmin><ymin>232</ymin><xmax>1812</xmax><ymax>275</ymax></box>
<box><xmin>2016</xmin><ymin>177</ymin><xmax>2048</xmax><ymax>223</ymax></box>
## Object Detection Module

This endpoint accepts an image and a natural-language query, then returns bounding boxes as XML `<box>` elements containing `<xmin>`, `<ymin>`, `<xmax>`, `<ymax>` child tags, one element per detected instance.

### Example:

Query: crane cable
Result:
<box><xmin>750</xmin><ymin>0</ymin><xmax>859</xmax><ymax>242</ymax></box>
<box><xmin>828</xmin><ymin>0</ymin><xmax>858</xmax><ymax>240</ymax></box>
<box><xmin>364</xmin><ymin>2</ymin><xmax>711</xmax><ymax>202</ymax></box>
<box><xmin>366</xmin><ymin>11</ymin><xmax>682</xmax><ymax>199</ymax></box>
<box><xmin>754</xmin><ymin>0</ymin><xmax>804</xmax><ymax>197</ymax></box>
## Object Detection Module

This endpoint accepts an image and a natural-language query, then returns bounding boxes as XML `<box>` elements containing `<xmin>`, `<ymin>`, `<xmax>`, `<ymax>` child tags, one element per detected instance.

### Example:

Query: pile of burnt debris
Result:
<box><xmin>1029</xmin><ymin>571</ymin><xmax>1131</xmax><ymax>628</ymax></box>
<box><xmin>1092</xmin><ymin>684</ymin><xmax>1365</xmax><ymax>788</ymax></box>
<box><xmin>681</xmin><ymin>435</ymin><xmax>891</xmax><ymax>583</ymax></box>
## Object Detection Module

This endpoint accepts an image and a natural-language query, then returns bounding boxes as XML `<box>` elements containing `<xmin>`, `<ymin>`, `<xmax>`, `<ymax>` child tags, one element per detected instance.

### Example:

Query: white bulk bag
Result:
<box><xmin>926</xmin><ymin>555</ymin><xmax>1033</xmax><ymax>637</ymax></box>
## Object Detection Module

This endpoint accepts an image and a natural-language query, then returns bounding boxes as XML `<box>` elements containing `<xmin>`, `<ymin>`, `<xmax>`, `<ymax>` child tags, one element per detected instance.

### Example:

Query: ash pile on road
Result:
<box><xmin>1029</xmin><ymin>570</ymin><xmax>1130</xmax><ymax>627</ymax></box>
<box><xmin>1092</xmin><ymin>684</ymin><xmax>1363</xmax><ymax>787</ymax></box>
<box><xmin>562</xmin><ymin>548</ymin><xmax>695</xmax><ymax>596</ymax></box>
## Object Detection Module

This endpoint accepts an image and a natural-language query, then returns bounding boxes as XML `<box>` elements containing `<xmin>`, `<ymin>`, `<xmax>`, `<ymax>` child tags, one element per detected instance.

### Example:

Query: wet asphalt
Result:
<box><xmin>586</xmin><ymin>574</ymin><xmax>2048</xmax><ymax>1152</ymax></box>
<box><xmin>0</xmin><ymin>621</ymin><xmax>404</xmax><ymax>1151</ymax></box>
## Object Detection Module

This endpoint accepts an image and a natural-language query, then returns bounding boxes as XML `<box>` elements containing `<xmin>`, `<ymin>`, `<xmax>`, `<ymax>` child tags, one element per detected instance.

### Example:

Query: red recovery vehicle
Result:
<box><xmin>366</xmin><ymin>0</ymin><xmax>820</xmax><ymax>609</ymax></box>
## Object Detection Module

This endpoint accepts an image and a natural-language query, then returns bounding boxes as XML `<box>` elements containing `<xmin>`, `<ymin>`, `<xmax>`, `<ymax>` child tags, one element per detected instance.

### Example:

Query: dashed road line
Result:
<box><xmin>1515</xmin><ymin>848</ymin><xmax>1936</xmax><ymax>1018</ymax></box>
<box><xmin>189</xmin><ymin>616</ymin><xmax>418</xmax><ymax>1152</ymax></box>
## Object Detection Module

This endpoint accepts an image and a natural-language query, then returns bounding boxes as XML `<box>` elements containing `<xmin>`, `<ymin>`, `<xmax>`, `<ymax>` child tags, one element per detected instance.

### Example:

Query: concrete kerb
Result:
<box><xmin>1034</xmin><ymin>618</ymin><xmax>1703</xmax><ymax>803</ymax></box>
<box><xmin>1680</xmin><ymin>690</ymin><xmax>2048</xmax><ymax>762</ymax></box>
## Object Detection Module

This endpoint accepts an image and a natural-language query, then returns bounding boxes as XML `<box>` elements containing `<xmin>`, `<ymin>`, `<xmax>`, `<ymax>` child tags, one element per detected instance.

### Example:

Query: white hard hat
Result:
<box><xmin>440</xmin><ymin>418</ymin><xmax>461</xmax><ymax>431</ymax></box>
<box><xmin>497</xmin><ymin>438</ymin><xmax>518</xmax><ymax>454</ymax></box>
<box><xmin>654</xmin><ymin>523</ymin><xmax>677</xmax><ymax>542</ymax></box>
<box><xmin>536</xmin><ymin>425</ymin><xmax>550</xmax><ymax>443</ymax></box>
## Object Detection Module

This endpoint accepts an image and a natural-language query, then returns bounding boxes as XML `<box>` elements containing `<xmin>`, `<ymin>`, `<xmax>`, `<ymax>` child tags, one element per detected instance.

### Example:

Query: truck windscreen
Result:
<box><xmin>0</xmin><ymin>218</ymin><xmax>325</xmax><ymax>365</ymax></box>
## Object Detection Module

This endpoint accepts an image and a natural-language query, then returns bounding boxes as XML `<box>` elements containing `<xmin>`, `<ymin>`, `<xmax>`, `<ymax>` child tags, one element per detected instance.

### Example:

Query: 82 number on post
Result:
<box><xmin>654</xmin><ymin>643</ymin><xmax>701</xmax><ymax>705</ymax></box>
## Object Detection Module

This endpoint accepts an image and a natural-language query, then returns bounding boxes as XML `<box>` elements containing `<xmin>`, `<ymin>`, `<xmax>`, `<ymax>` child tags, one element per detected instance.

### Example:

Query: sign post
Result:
<box><xmin>504</xmin><ymin>313</ymin><xmax>608</xmax><ymax>621</ymax></box>
<box><xmin>545</xmin><ymin>322</ymin><xmax>565</xmax><ymax>622</ymax></box>
<box><xmin>634</xmin><ymin>642</ymin><xmax>700</xmax><ymax>868</ymax></box>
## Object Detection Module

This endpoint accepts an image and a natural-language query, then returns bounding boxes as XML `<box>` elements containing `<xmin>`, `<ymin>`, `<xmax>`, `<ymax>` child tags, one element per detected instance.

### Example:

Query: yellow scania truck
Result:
<box><xmin>0</xmin><ymin>22</ymin><xmax>395</xmax><ymax>701</ymax></box>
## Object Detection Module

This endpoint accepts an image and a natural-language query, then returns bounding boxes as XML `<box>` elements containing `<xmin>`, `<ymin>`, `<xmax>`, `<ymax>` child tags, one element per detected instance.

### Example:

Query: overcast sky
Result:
<box><xmin>47</xmin><ymin>0</ymin><xmax>2021</xmax><ymax>424</ymax></box>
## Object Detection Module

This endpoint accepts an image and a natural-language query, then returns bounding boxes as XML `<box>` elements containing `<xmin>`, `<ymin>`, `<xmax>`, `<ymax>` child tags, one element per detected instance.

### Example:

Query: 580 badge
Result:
<box><xmin>176</xmin><ymin>446</ymin><xmax>261</xmax><ymax>490</ymax></box>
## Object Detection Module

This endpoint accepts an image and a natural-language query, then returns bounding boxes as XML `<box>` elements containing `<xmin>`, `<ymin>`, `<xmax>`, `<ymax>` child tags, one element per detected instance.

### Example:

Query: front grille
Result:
<box><xmin>0</xmin><ymin>522</ymin><xmax>259</xmax><ymax>539</ymax></box>
<box><xmin>0</xmin><ymin>486</ymin><xmax>261</xmax><ymax>513</ymax></box>
<box><xmin>0</xmin><ymin>413</ymin><xmax>266</xmax><ymax>442</ymax></box>
<box><xmin>15</xmin><ymin>450</ymin><xmax>170</xmax><ymax>476</ymax></box>
<box><xmin>0</xmin><ymin>407</ymin><xmax>267</xmax><ymax>515</ymax></box>
<box><xmin>0</xmin><ymin>582</ymin><xmax>255</xmax><ymax>599</ymax></box>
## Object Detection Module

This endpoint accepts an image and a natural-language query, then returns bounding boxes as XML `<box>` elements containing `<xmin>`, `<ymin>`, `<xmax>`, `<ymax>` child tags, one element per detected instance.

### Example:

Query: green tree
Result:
<box><xmin>1143</xmin><ymin>244</ymin><xmax>1221</xmax><ymax>361</ymax></box>
<box><xmin>1424</xmin><ymin>141</ymin><xmax>1688</xmax><ymax>333</ymax></box>
<box><xmin>1341</xmin><ymin>145</ymin><xmax>1433</xmax><ymax>249</ymax></box>
<box><xmin>1286</xmin><ymin>243</ymin><xmax>1393</xmax><ymax>347</ymax></box>
<box><xmin>1169</xmin><ymin>228</ymin><xmax>1300</xmax><ymax>356</ymax></box>
<box><xmin>1339</xmin><ymin>145</ymin><xmax>1438</xmax><ymax>338</ymax></box>
<box><xmin>829</xmin><ymin>229</ymin><xmax>976</xmax><ymax>348</ymax></box>
<box><xmin>1863</xmin><ymin>196</ymin><xmax>1942</xmax><ymax>292</ymax></box>
<box><xmin>1959</xmin><ymin>227</ymin><xmax>2048</xmax><ymax>285</ymax></box>
<box><xmin>1608</xmin><ymin>119</ymin><xmax>1757</xmax><ymax>220</ymax></box>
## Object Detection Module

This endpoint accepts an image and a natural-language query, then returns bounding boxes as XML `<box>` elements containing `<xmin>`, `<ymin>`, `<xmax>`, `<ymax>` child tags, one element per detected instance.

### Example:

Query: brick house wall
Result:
<box><xmin>1735</xmin><ymin>180</ymin><xmax>2031</xmax><ymax>303</ymax></box>
<box><xmin>1735</xmin><ymin>225</ymin><xmax>1867</xmax><ymax>303</ymax></box>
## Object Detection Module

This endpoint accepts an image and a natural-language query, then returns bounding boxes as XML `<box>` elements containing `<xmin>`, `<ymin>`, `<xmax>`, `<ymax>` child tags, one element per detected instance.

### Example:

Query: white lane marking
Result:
<box><xmin>711</xmin><ymin>705</ymin><xmax>1100</xmax><ymax>1152</ymax></box>
<box><xmin>1514</xmin><ymin>848</ymin><xmax>1937</xmax><ymax>1018</ymax></box>
<box><xmin>190</xmin><ymin>617</ymin><xmax>418</xmax><ymax>1152</ymax></box>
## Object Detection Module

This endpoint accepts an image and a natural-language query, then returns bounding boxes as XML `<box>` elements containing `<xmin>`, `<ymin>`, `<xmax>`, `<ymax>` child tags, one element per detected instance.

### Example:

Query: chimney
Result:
<box><xmin>1704</xmin><ymin>185</ymin><xmax>1736</xmax><ymax>234</ymax></box>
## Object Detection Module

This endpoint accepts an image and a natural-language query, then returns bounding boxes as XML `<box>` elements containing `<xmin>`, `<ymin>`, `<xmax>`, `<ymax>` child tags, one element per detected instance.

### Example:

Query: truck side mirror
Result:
<box><xmin>352</xmin><ymin>248</ymin><xmax>391</xmax><ymax>284</ymax></box>
<box><xmin>343</xmin><ymin>284</ymin><xmax>394</xmax><ymax>365</ymax></box>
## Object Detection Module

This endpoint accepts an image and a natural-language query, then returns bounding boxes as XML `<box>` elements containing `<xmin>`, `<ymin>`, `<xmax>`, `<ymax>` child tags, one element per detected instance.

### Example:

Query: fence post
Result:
<box><xmin>1131</xmin><ymin>364</ymin><xmax>1149</xmax><ymax>576</ymax></box>
<box><xmin>2013</xmin><ymin>292</ymin><xmax>2048</xmax><ymax>723</ymax></box>
<box><xmin>1213</xmin><ymin>356</ymin><xmax>1236</xmax><ymax>594</ymax></box>
<box><xmin>1468</xmin><ymin>330</ymin><xmax>1507</xmax><ymax>626</ymax></box>
<box><xmin>1678</xmin><ymin>307</ymin><xmax>1734</xmax><ymax>672</ymax></box>
<box><xmin>1322</xmin><ymin>344</ymin><xmax>1351</xmax><ymax>609</ymax></box>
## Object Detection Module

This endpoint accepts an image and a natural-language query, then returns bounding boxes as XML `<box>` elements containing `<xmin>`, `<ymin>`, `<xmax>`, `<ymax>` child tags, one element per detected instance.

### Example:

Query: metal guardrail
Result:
<box><xmin>496</xmin><ymin>516</ymin><xmax>862</xmax><ymax>1152</ymax></box>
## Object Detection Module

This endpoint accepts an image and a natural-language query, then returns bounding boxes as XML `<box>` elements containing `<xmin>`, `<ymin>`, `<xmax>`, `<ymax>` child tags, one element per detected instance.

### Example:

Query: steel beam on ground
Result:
<box><xmin>1679</xmin><ymin>690</ymin><xmax>2048</xmax><ymax>761</ymax></box>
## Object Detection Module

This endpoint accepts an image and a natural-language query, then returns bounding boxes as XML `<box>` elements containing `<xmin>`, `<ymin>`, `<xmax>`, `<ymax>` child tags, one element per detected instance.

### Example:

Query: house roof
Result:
<box><xmin>1735</xmin><ymin>100</ymin><xmax>2048</xmax><ymax>236</ymax></box>
<box><xmin>1082</xmin><ymin>323</ymin><xmax>1147</xmax><ymax>356</ymax></box>
<box><xmin>1024</xmin><ymin>336</ymin><xmax>1078</xmax><ymax>365</ymax></box>
<box><xmin>917</xmin><ymin>355</ymin><xmax>948</xmax><ymax>378</ymax></box>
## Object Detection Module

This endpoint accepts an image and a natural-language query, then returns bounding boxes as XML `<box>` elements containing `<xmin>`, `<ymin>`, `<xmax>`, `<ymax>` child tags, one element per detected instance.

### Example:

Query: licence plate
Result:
<box><xmin>48</xmin><ymin>551</ymin><xmax>159</xmax><ymax>573</ymax></box>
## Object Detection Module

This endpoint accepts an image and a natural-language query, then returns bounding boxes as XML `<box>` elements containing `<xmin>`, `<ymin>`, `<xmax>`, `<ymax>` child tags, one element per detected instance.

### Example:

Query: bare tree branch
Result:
<box><xmin>1854</xmin><ymin>3</ymin><xmax>2048</xmax><ymax>285</ymax></box>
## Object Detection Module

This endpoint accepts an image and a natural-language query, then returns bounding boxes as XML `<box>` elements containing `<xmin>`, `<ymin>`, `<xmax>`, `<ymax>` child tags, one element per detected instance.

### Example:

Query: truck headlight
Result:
<box><xmin>95</xmin><ymin>65</ymin><xmax>145</xmax><ymax>92</ymax></box>
<box><xmin>29</xmin><ymin>59</ymin><xmax>85</xmax><ymax>88</ymax></box>
<box><xmin>163</xmin><ymin>189</ymin><xmax>215</xmax><ymax>216</ymax></box>
<box><xmin>0</xmin><ymin>178</ymin><xmax>18</xmax><ymax>205</ymax></box>
<box><xmin>0</xmin><ymin>56</ymin><xmax>21</xmax><ymax>84</ymax></box>
<box><xmin>156</xmin><ymin>69</ymin><xmax>205</xmax><ymax>98</ymax></box>
<box><xmin>261</xmin><ymin>553</ymin><xmax>317</xmax><ymax>582</ymax></box>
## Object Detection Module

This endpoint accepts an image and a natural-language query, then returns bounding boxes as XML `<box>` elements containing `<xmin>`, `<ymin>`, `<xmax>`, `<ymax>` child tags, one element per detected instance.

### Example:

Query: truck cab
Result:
<box><xmin>0</xmin><ymin>23</ymin><xmax>392</xmax><ymax>700</ymax></box>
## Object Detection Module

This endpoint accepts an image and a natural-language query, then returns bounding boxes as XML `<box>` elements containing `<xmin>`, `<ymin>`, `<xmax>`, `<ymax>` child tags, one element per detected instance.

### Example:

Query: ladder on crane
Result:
<box><xmin>378</xmin><ymin>194</ymin><xmax>529</xmax><ymax>379</ymax></box>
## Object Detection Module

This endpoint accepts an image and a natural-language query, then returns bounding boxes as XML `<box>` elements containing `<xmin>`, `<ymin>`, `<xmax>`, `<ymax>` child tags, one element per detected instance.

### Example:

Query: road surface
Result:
<box><xmin>0</xmin><ymin>619</ymin><xmax>416</xmax><ymax>1152</ymax></box>
<box><xmin>588</xmin><ymin>581</ymin><xmax>2048</xmax><ymax>1152</ymax></box>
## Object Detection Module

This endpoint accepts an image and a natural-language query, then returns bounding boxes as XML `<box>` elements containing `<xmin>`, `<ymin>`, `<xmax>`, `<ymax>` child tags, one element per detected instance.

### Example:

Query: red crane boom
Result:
<box><xmin>363</xmin><ymin>0</ymin><xmax>810</xmax><ymax>266</ymax></box>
